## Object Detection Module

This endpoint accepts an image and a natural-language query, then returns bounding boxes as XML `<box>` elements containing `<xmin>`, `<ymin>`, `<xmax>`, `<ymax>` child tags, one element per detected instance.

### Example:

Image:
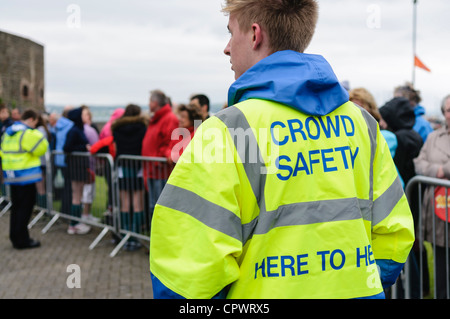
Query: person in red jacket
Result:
<box><xmin>142</xmin><ymin>89</ymin><xmax>179</xmax><ymax>218</ymax></box>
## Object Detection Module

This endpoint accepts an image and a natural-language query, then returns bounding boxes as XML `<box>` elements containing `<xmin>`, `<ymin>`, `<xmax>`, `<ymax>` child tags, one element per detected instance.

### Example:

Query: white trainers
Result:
<box><xmin>67</xmin><ymin>223</ymin><xmax>91</xmax><ymax>235</ymax></box>
<box><xmin>81</xmin><ymin>214</ymin><xmax>100</xmax><ymax>224</ymax></box>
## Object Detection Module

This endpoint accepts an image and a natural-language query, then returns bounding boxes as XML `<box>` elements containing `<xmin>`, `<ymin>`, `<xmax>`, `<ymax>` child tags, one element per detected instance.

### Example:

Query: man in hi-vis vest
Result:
<box><xmin>150</xmin><ymin>0</ymin><xmax>414</xmax><ymax>299</ymax></box>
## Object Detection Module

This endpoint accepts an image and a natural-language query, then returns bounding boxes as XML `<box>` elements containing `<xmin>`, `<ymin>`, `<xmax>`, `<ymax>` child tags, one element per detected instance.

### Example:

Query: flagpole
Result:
<box><xmin>412</xmin><ymin>0</ymin><xmax>418</xmax><ymax>86</ymax></box>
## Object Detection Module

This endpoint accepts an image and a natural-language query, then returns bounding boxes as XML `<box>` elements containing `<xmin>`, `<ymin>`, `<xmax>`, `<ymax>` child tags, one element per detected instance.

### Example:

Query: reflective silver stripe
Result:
<box><xmin>157</xmin><ymin>183</ymin><xmax>367</xmax><ymax>244</ymax></box>
<box><xmin>157</xmin><ymin>184</ymin><xmax>243</xmax><ymax>242</ymax></box>
<box><xmin>29</xmin><ymin>136</ymin><xmax>45</xmax><ymax>153</ymax></box>
<box><xmin>253</xmin><ymin>198</ymin><xmax>363</xmax><ymax>237</ymax></box>
<box><xmin>358</xmin><ymin>106</ymin><xmax>378</xmax><ymax>203</ymax></box>
<box><xmin>18</xmin><ymin>130</ymin><xmax>26</xmax><ymax>153</ymax></box>
<box><xmin>372</xmin><ymin>176</ymin><xmax>404</xmax><ymax>226</ymax></box>
<box><xmin>359</xmin><ymin>198</ymin><xmax>373</xmax><ymax>222</ymax></box>
<box><xmin>1</xmin><ymin>150</ymin><xmax>27</xmax><ymax>154</ymax></box>
<box><xmin>358</xmin><ymin>105</ymin><xmax>405</xmax><ymax>228</ymax></box>
<box><xmin>4</xmin><ymin>173</ymin><xmax>42</xmax><ymax>183</ymax></box>
<box><xmin>215</xmin><ymin>106</ymin><xmax>266</xmax><ymax>208</ymax></box>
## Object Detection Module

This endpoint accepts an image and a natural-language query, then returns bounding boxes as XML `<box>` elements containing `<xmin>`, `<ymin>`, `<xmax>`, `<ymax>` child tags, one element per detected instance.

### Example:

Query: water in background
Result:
<box><xmin>46</xmin><ymin>103</ymin><xmax>225</xmax><ymax>124</ymax></box>
<box><xmin>46</xmin><ymin>105</ymin><xmax>140</xmax><ymax>124</ymax></box>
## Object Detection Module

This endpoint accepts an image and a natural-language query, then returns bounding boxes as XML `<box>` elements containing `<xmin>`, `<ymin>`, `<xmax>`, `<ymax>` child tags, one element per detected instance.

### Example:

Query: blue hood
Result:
<box><xmin>228</xmin><ymin>50</ymin><xmax>349</xmax><ymax>117</ymax></box>
<box><xmin>55</xmin><ymin>116</ymin><xmax>74</xmax><ymax>131</ymax></box>
<box><xmin>67</xmin><ymin>107</ymin><xmax>84</xmax><ymax>129</ymax></box>
<box><xmin>5</xmin><ymin>122</ymin><xmax>30</xmax><ymax>136</ymax></box>
<box><xmin>414</xmin><ymin>105</ymin><xmax>426</xmax><ymax>117</ymax></box>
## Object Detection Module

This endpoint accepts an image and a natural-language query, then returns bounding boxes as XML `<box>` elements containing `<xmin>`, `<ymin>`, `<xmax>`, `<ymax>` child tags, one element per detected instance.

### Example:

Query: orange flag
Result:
<box><xmin>415</xmin><ymin>55</ymin><xmax>431</xmax><ymax>72</ymax></box>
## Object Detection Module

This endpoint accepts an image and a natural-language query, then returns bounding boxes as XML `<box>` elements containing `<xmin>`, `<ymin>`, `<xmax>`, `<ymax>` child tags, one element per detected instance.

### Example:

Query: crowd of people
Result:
<box><xmin>0</xmin><ymin>90</ymin><xmax>209</xmax><ymax>251</ymax></box>
<box><xmin>2</xmin><ymin>0</ymin><xmax>449</xmax><ymax>301</ymax></box>
<box><xmin>0</xmin><ymin>80</ymin><xmax>449</xmax><ymax>297</ymax></box>
<box><xmin>348</xmin><ymin>82</ymin><xmax>450</xmax><ymax>299</ymax></box>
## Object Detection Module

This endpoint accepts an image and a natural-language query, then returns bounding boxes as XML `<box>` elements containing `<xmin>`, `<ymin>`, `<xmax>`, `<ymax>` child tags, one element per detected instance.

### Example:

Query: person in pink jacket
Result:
<box><xmin>99</xmin><ymin>108</ymin><xmax>125</xmax><ymax>140</ymax></box>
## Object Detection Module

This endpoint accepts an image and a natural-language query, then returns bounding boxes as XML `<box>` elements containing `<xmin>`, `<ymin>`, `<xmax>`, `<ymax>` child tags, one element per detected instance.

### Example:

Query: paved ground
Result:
<box><xmin>0</xmin><ymin>211</ymin><xmax>153</xmax><ymax>299</ymax></box>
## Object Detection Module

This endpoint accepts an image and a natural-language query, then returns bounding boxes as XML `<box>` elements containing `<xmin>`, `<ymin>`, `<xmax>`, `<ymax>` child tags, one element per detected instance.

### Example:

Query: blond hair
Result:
<box><xmin>222</xmin><ymin>0</ymin><xmax>318</xmax><ymax>53</ymax></box>
<box><xmin>349</xmin><ymin>88</ymin><xmax>381</xmax><ymax>122</ymax></box>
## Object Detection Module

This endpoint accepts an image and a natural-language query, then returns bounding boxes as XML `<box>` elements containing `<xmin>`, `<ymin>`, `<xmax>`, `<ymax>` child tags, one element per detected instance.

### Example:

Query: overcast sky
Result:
<box><xmin>0</xmin><ymin>0</ymin><xmax>449</xmax><ymax>116</ymax></box>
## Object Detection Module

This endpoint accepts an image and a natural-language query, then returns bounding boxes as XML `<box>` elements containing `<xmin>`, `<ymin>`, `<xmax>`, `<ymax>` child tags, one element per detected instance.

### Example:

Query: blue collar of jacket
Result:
<box><xmin>414</xmin><ymin>105</ymin><xmax>426</xmax><ymax>117</ymax></box>
<box><xmin>227</xmin><ymin>50</ymin><xmax>349</xmax><ymax>117</ymax></box>
<box><xmin>5</xmin><ymin>121</ymin><xmax>31</xmax><ymax>136</ymax></box>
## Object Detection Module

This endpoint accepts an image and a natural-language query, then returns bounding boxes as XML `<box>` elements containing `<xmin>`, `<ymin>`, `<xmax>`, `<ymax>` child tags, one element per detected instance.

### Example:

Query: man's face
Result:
<box><xmin>191</xmin><ymin>98</ymin><xmax>207</xmax><ymax>119</ymax></box>
<box><xmin>149</xmin><ymin>98</ymin><xmax>159</xmax><ymax>113</ymax></box>
<box><xmin>224</xmin><ymin>14</ymin><xmax>254</xmax><ymax>80</ymax></box>
<box><xmin>49</xmin><ymin>113</ymin><xmax>57</xmax><ymax>127</ymax></box>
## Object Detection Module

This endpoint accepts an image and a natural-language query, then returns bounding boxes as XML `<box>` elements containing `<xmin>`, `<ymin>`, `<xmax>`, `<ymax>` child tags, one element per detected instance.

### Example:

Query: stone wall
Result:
<box><xmin>0</xmin><ymin>30</ymin><xmax>45</xmax><ymax>111</ymax></box>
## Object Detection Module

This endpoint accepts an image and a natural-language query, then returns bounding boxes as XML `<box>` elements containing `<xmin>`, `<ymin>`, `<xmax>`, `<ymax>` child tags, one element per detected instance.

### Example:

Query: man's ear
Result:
<box><xmin>251</xmin><ymin>23</ymin><xmax>264</xmax><ymax>50</ymax></box>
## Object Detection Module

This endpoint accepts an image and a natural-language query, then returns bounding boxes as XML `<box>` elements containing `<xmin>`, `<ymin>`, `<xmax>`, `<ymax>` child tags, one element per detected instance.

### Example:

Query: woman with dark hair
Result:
<box><xmin>1</xmin><ymin>109</ymin><xmax>49</xmax><ymax>249</ymax></box>
<box><xmin>63</xmin><ymin>107</ymin><xmax>92</xmax><ymax>235</ymax></box>
<box><xmin>169</xmin><ymin>102</ymin><xmax>203</xmax><ymax>164</ymax></box>
<box><xmin>112</xmin><ymin>104</ymin><xmax>147</xmax><ymax>250</ymax></box>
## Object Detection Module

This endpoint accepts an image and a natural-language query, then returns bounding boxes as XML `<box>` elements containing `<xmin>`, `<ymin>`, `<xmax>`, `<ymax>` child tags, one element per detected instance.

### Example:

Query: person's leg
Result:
<box><xmin>434</xmin><ymin>245</ymin><xmax>450</xmax><ymax>299</ymax></box>
<box><xmin>68</xmin><ymin>181</ymin><xmax>90</xmax><ymax>234</ymax></box>
<box><xmin>70</xmin><ymin>181</ymin><xmax>83</xmax><ymax>226</ymax></box>
<box><xmin>148</xmin><ymin>179</ymin><xmax>166</xmax><ymax>216</ymax></box>
<box><xmin>132</xmin><ymin>190</ymin><xmax>144</xmax><ymax>234</ymax></box>
<box><xmin>35</xmin><ymin>171</ymin><xmax>46</xmax><ymax>208</ymax></box>
<box><xmin>120</xmin><ymin>190</ymin><xmax>130</xmax><ymax>231</ymax></box>
<box><xmin>81</xmin><ymin>183</ymin><xmax>97</xmax><ymax>222</ymax></box>
<box><xmin>61</xmin><ymin>166</ymin><xmax>72</xmax><ymax>215</ymax></box>
<box><xmin>147</xmin><ymin>178</ymin><xmax>167</xmax><ymax>232</ymax></box>
<box><xmin>10</xmin><ymin>184</ymin><xmax>24</xmax><ymax>247</ymax></box>
<box><xmin>9</xmin><ymin>184</ymin><xmax>37</xmax><ymax>248</ymax></box>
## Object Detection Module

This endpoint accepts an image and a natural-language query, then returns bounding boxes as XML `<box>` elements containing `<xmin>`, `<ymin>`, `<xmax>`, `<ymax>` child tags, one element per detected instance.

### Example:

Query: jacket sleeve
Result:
<box><xmin>90</xmin><ymin>136</ymin><xmax>114</xmax><ymax>155</ymax></box>
<box><xmin>149</xmin><ymin>117</ymin><xmax>243</xmax><ymax>299</ymax></box>
<box><xmin>371</xmin><ymin>125</ymin><xmax>415</xmax><ymax>288</ymax></box>
<box><xmin>161</xmin><ymin>116</ymin><xmax>180</xmax><ymax>160</ymax></box>
<box><xmin>150</xmin><ymin>273</ymin><xmax>228</xmax><ymax>299</ymax></box>
<box><xmin>24</xmin><ymin>129</ymin><xmax>49</xmax><ymax>157</ymax></box>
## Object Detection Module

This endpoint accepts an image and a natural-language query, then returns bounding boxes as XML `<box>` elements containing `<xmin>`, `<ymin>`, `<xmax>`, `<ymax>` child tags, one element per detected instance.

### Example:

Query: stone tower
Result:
<box><xmin>0</xmin><ymin>30</ymin><xmax>45</xmax><ymax>111</ymax></box>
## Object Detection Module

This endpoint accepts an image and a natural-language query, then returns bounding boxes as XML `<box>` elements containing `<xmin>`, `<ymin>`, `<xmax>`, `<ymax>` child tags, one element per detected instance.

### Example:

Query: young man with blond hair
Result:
<box><xmin>150</xmin><ymin>0</ymin><xmax>414</xmax><ymax>299</ymax></box>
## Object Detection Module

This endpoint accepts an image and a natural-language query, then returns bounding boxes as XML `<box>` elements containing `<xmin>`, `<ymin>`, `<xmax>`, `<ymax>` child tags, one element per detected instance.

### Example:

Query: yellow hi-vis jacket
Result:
<box><xmin>150</xmin><ymin>99</ymin><xmax>415</xmax><ymax>299</ymax></box>
<box><xmin>0</xmin><ymin>122</ymin><xmax>48</xmax><ymax>185</ymax></box>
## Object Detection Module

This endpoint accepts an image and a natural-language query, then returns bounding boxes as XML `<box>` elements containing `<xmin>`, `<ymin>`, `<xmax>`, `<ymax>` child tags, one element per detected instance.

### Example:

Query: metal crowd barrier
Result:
<box><xmin>0</xmin><ymin>179</ymin><xmax>11</xmax><ymax>218</ymax></box>
<box><xmin>28</xmin><ymin>151</ymin><xmax>117</xmax><ymax>252</ymax></box>
<box><xmin>109</xmin><ymin>155</ymin><xmax>169</xmax><ymax>257</ymax></box>
<box><xmin>400</xmin><ymin>175</ymin><xmax>450</xmax><ymax>299</ymax></box>
<box><xmin>17</xmin><ymin>151</ymin><xmax>170</xmax><ymax>257</ymax></box>
<box><xmin>27</xmin><ymin>150</ymin><xmax>53</xmax><ymax>229</ymax></box>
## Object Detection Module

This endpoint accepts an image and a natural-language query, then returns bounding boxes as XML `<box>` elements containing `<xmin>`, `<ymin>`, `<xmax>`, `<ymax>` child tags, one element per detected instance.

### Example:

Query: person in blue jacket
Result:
<box><xmin>394</xmin><ymin>83</ymin><xmax>433</xmax><ymax>143</ymax></box>
<box><xmin>49</xmin><ymin>109</ymin><xmax>74</xmax><ymax>218</ymax></box>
